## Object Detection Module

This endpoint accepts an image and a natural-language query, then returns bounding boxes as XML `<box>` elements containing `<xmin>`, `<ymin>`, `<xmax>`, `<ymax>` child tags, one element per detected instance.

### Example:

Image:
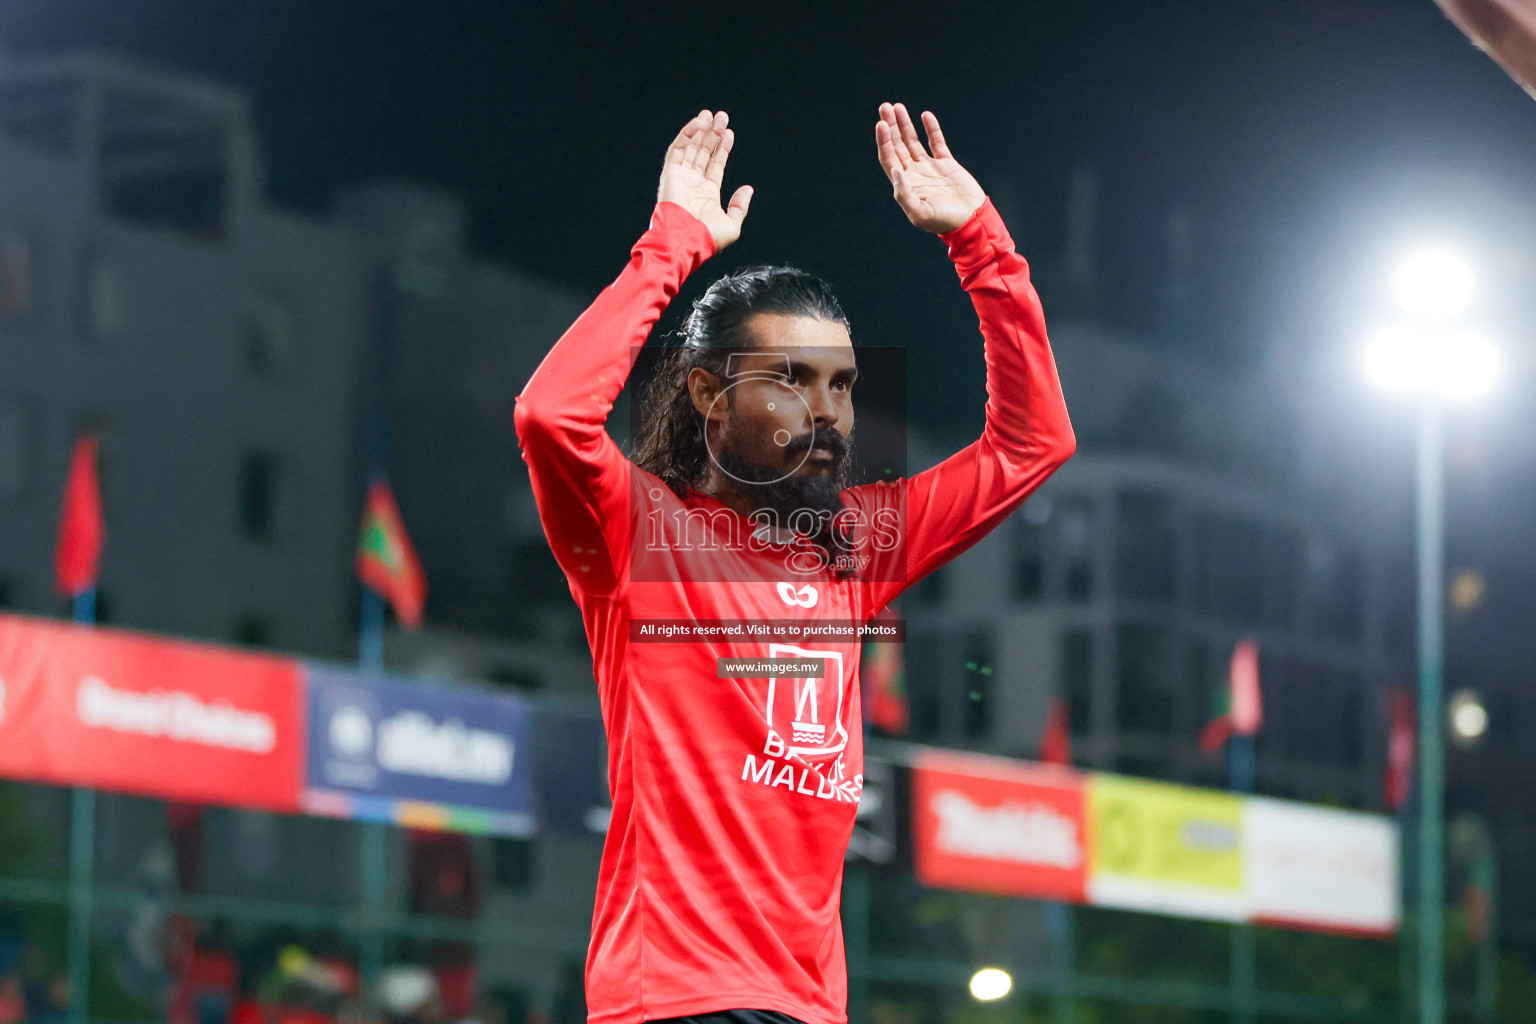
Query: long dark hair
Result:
<box><xmin>631</xmin><ymin>264</ymin><xmax>851</xmax><ymax>498</ymax></box>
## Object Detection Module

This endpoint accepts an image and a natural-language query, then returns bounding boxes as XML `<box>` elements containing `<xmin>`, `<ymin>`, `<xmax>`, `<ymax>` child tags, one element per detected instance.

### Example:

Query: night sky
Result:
<box><xmin>7</xmin><ymin>2</ymin><xmax>1535</xmax><ymax>345</ymax></box>
<box><xmin>5</xmin><ymin>0</ymin><xmax>1536</xmax><ymax>565</ymax></box>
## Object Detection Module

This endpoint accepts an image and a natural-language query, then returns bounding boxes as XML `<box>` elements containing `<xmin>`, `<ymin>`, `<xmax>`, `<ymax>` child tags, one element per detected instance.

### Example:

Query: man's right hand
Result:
<box><xmin>1435</xmin><ymin>0</ymin><xmax>1536</xmax><ymax>99</ymax></box>
<box><xmin>658</xmin><ymin>110</ymin><xmax>753</xmax><ymax>252</ymax></box>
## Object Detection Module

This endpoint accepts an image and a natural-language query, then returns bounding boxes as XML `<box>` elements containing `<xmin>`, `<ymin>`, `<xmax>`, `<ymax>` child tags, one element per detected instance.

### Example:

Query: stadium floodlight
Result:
<box><xmin>1363</xmin><ymin>327</ymin><xmax>1499</xmax><ymax>399</ymax></box>
<box><xmin>1393</xmin><ymin>248</ymin><xmax>1475</xmax><ymax>319</ymax></box>
<box><xmin>969</xmin><ymin>967</ymin><xmax>1013</xmax><ymax>1002</ymax></box>
<box><xmin>1449</xmin><ymin>690</ymin><xmax>1489</xmax><ymax>745</ymax></box>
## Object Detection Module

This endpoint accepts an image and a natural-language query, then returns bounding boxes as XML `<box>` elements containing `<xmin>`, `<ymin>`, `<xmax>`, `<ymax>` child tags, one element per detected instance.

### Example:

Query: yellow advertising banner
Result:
<box><xmin>1086</xmin><ymin>774</ymin><xmax>1245</xmax><ymax>920</ymax></box>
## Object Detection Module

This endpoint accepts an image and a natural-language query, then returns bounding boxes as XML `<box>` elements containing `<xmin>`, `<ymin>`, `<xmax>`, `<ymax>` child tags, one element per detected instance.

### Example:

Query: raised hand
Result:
<box><xmin>875</xmin><ymin>102</ymin><xmax>986</xmax><ymax>234</ymax></box>
<box><xmin>658</xmin><ymin>109</ymin><xmax>754</xmax><ymax>252</ymax></box>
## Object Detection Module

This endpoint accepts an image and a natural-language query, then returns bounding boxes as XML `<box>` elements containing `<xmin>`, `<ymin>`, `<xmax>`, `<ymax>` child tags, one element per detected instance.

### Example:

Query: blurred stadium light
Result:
<box><xmin>968</xmin><ymin>967</ymin><xmax>1012</xmax><ymax>1002</ymax></box>
<box><xmin>1392</xmin><ymin>248</ymin><xmax>1476</xmax><ymax>320</ymax></box>
<box><xmin>1449</xmin><ymin>690</ymin><xmax>1489</xmax><ymax>746</ymax></box>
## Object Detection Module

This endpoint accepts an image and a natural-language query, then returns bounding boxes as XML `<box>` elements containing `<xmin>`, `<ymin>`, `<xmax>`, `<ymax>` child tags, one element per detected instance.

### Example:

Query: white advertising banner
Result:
<box><xmin>1242</xmin><ymin>797</ymin><xmax>1399</xmax><ymax>936</ymax></box>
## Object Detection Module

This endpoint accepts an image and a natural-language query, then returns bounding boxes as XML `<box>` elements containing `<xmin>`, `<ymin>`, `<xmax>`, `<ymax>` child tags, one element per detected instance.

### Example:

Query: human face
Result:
<box><xmin>709</xmin><ymin>313</ymin><xmax>856</xmax><ymax>483</ymax></box>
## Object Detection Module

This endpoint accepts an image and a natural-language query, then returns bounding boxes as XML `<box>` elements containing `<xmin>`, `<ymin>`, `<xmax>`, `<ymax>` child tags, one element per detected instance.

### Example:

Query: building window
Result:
<box><xmin>1305</xmin><ymin>538</ymin><xmax>1363</xmax><ymax>642</ymax></box>
<box><xmin>1014</xmin><ymin>501</ymin><xmax>1047</xmax><ymax>601</ymax></box>
<box><xmin>238</xmin><ymin>452</ymin><xmax>280</xmax><ymax>542</ymax></box>
<box><xmin>905</xmin><ymin>634</ymin><xmax>943</xmax><ymax>740</ymax></box>
<box><xmin>1116</xmin><ymin>489</ymin><xmax>1178</xmax><ymax>604</ymax></box>
<box><xmin>0</xmin><ymin>399</ymin><xmax>30</xmax><ymax>497</ymax></box>
<box><xmin>0</xmin><ymin>576</ymin><xmax>13</xmax><ymax>608</ymax></box>
<box><xmin>1014</xmin><ymin>495</ymin><xmax>1094</xmax><ymax>603</ymax></box>
<box><xmin>1194</xmin><ymin>514</ymin><xmax>1262</xmax><ymax>624</ymax></box>
<box><xmin>960</xmin><ymin>630</ymin><xmax>994</xmax><ymax>739</ymax></box>
<box><xmin>1057</xmin><ymin>497</ymin><xmax>1095</xmax><ymax>601</ymax></box>
<box><xmin>0</xmin><ymin>79</ymin><xmax>80</xmax><ymax>158</ymax></box>
<box><xmin>1115</xmin><ymin>623</ymin><xmax>1174</xmax><ymax>733</ymax></box>
<box><xmin>1193</xmin><ymin>515</ymin><xmax>1300</xmax><ymax>629</ymax></box>
<box><xmin>80</xmin><ymin>255</ymin><xmax>124</xmax><ymax>343</ymax></box>
<box><xmin>0</xmin><ymin>228</ymin><xmax>36</xmax><ymax>320</ymax></box>
<box><xmin>1060</xmin><ymin>629</ymin><xmax>1093</xmax><ymax>733</ymax></box>
<box><xmin>244</xmin><ymin>292</ymin><xmax>294</xmax><ymax>377</ymax></box>
<box><xmin>99</xmin><ymin>88</ymin><xmax>228</xmax><ymax>239</ymax></box>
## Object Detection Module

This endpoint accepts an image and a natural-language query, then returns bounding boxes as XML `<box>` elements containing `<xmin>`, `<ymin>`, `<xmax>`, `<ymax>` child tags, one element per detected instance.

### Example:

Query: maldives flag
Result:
<box><xmin>1199</xmin><ymin>637</ymin><xmax>1262</xmax><ymax>753</ymax></box>
<box><xmin>54</xmin><ymin>434</ymin><xmax>104</xmax><ymax>598</ymax></box>
<box><xmin>860</xmin><ymin>604</ymin><xmax>908</xmax><ymax>735</ymax></box>
<box><xmin>1039</xmin><ymin>695</ymin><xmax>1072</xmax><ymax>767</ymax></box>
<box><xmin>1385</xmin><ymin>687</ymin><xmax>1416</xmax><ymax>811</ymax></box>
<box><xmin>356</xmin><ymin>478</ymin><xmax>427</xmax><ymax>630</ymax></box>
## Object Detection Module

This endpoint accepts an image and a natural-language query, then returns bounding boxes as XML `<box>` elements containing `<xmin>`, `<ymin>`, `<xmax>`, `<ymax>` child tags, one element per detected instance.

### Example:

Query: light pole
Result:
<box><xmin>1363</xmin><ymin>246</ymin><xmax>1498</xmax><ymax>1024</ymax></box>
<box><xmin>1416</xmin><ymin>387</ymin><xmax>1447</xmax><ymax>1024</ymax></box>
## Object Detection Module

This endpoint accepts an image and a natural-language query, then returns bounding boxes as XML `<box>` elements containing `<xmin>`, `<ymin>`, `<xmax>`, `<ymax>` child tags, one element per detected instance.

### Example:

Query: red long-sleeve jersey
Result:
<box><xmin>513</xmin><ymin>196</ymin><xmax>1074</xmax><ymax>1024</ymax></box>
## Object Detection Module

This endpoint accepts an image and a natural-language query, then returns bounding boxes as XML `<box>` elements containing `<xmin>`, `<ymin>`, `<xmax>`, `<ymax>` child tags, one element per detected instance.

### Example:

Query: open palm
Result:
<box><xmin>875</xmin><ymin>102</ymin><xmax>986</xmax><ymax>234</ymax></box>
<box><xmin>658</xmin><ymin>109</ymin><xmax>753</xmax><ymax>251</ymax></box>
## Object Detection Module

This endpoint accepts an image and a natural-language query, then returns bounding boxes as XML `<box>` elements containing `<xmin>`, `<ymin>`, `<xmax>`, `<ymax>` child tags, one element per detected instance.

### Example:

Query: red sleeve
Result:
<box><xmin>513</xmin><ymin>201</ymin><xmax>717</xmax><ymax>597</ymax></box>
<box><xmin>848</xmin><ymin>196</ymin><xmax>1076</xmax><ymax>612</ymax></box>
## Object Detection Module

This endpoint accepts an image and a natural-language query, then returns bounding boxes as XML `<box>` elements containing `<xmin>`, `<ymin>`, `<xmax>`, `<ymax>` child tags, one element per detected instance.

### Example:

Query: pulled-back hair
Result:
<box><xmin>631</xmin><ymin>264</ymin><xmax>850</xmax><ymax>498</ymax></box>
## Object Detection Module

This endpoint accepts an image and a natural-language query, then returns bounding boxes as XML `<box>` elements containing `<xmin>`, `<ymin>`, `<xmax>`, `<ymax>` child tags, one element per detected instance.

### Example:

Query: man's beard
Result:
<box><xmin>712</xmin><ymin>420</ymin><xmax>854</xmax><ymax>545</ymax></box>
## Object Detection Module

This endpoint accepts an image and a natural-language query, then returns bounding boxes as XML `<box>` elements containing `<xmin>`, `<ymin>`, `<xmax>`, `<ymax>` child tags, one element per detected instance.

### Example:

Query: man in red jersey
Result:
<box><xmin>1434</xmin><ymin>0</ymin><xmax>1536</xmax><ymax>98</ymax></box>
<box><xmin>513</xmin><ymin>103</ymin><xmax>1075</xmax><ymax>1024</ymax></box>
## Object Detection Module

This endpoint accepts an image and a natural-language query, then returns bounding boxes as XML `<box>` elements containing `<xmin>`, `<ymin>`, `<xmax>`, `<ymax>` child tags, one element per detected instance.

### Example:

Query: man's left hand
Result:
<box><xmin>875</xmin><ymin>102</ymin><xmax>986</xmax><ymax>234</ymax></box>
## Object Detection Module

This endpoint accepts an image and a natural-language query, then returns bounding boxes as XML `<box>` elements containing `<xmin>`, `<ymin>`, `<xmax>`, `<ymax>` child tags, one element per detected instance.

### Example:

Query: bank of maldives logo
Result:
<box><xmin>764</xmin><ymin>642</ymin><xmax>847</xmax><ymax>762</ymax></box>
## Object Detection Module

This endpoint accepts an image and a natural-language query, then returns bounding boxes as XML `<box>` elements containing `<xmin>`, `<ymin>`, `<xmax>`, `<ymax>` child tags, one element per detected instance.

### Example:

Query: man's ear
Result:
<box><xmin>687</xmin><ymin>366</ymin><xmax>729</xmax><ymax>423</ymax></box>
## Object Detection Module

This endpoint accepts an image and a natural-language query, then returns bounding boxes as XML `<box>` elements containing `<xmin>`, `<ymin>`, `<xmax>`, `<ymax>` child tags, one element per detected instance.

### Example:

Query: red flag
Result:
<box><xmin>1200</xmin><ymin>638</ymin><xmax>1262</xmax><ymax>752</ymax></box>
<box><xmin>860</xmin><ymin>604</ymin><xmax>907</xmax><ymax>735</ymax></box>
<box><xmin>54</xmin><ymin>434</ymin><xmax>104</xmax><ymax>598</ymax></box>
<box><xmin>1039</xmin><ymin>696</ymin><xmax>1072</xmax><ymax>767</ymax></box>
<box><xmin>1198</xmin><ymin>715</ymin><xmax>1232</xmax><ymax>754</ymax></box>
<box><xmin>1385</xmin><ymin>687</ymin><xmax>1416</xmax><ymax>811</ymax></box>
<box><xmin>356</xmin><ymin>479</ymin><xmax>427</xmax><ymax>630</ymax></box>
<box><xmin>1230</xmin><ymin>638</ymin><xmax>1263</xmax><ymax>735</ymax></box>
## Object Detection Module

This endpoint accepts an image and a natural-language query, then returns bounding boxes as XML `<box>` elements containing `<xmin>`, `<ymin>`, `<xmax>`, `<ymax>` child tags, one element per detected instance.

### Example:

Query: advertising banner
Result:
<box><xmin>303</xmin><ymin>666</ymin><xmax>535</xmax><ymax>836</ymax></box>
<box><xmin>1244</xmin><ymin>797</ymin><xmax>1399</xmax><ymax>936</ymax></box>
<box><xmin>912</xmin><ymin>750</ymin><xmax>1087</xmax><ymax>902</ymax></box>
<box><xmin>0</xmin><ymin>613</ymin><xmax>303</xmax><ymax>811</ymax></box>
<box><xmin>1086</xmin><ymin>774</ymin><xmax>1246</xmax><ymax>921</ymax></box>
<box><xmin>531</xmin><ymin>704</ymin><xmax>609</xmax><ymax>836</ymax></box>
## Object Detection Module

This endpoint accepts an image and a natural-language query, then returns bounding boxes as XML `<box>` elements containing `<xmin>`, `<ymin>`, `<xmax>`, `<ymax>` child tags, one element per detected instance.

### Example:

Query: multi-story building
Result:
<box><xmin>892</xmin><ymin>317</ymin><xmax>1416</xmax><ymax>810</ymax></box>
<box><xmin>0</xmin><ymin>51</ymin><xmax>598</xmax><ymax>1018</ymax></box>
<box><xmin>0</xmin><ymin>52</ymin><xmax>587</xmax><ymax>663</ymax></box>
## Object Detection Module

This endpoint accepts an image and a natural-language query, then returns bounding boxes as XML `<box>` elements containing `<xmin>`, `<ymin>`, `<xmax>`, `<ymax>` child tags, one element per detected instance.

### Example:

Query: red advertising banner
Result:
<box><xmin>912</xmin><ymin>749</ymin><xmax>1088</xmax><ymax>902</ymax></box>
<box><xmin>0</xmin><ymin>614</ymin><xmax>304</xmax><ymax>812</ymax></box>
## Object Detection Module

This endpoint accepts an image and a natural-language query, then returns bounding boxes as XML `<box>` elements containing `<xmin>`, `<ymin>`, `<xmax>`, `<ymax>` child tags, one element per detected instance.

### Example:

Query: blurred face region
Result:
<box><xmin>690</xmin><ymin>314</ymin><xmax>856</xmax><ymax>531</ymax></box>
